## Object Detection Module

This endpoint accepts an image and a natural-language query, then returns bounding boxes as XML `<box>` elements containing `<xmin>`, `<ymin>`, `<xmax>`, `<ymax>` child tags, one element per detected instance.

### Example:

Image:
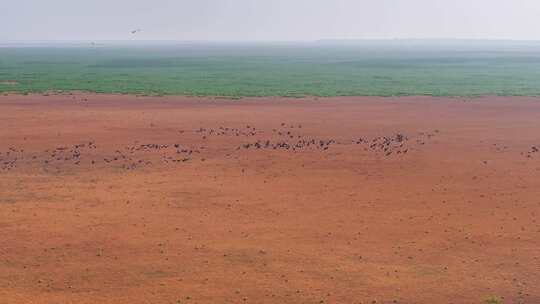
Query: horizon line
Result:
<box><xmin>3</xmin><ymin>38</ymin><xmax>540</xmax><ymax>43</ymax></box>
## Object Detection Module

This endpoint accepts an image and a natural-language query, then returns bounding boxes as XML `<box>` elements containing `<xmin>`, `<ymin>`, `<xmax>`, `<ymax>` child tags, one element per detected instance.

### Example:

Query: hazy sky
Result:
<box><xmin>2</xmin><ymin>0</ymin><xmax>540</xmax><ymax>41</ymax></box>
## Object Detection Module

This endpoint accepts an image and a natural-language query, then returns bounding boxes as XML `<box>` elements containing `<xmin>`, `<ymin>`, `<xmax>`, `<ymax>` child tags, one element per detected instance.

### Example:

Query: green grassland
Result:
<box><xmin>1</xmin><ymin>41</ymin><xmax>540</xmax><ymax>97</ymax></box>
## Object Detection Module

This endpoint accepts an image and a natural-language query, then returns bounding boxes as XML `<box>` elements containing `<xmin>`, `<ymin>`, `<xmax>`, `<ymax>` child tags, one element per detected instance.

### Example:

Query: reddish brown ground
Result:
<box><xmin>1</xmin><ymin>94</ymin><xmax>539</xmax><ymax>304</ymax></box>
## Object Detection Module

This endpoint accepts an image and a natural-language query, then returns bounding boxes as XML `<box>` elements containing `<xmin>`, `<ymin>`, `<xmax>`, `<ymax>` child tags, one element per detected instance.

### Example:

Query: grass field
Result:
<box><xmin>1</xmin><ymin>41</ymin><xmax>540</xmax><ymax>97</ymax></box>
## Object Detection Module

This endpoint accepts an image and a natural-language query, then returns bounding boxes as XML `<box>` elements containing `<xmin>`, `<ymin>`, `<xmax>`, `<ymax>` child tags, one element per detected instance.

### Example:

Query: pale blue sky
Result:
<box><xmin>2</xmin><ymin>0</ymin><xmax>540</xmax><ymax>41</ymax></box>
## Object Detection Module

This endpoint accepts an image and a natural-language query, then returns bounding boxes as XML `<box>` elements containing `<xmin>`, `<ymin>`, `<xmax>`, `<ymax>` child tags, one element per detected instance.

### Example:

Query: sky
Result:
<box><xmin>2</xmin><ymin>0</ymin><xmax>540</xmax><ymax>41</ymax></box>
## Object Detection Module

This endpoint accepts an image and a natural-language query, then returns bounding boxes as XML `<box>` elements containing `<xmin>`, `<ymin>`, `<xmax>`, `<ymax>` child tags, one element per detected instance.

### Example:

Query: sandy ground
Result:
<box><xmin>1</xmin><ymin>94</ymin><xmax>539</xmax><ymax>304</ymax></box>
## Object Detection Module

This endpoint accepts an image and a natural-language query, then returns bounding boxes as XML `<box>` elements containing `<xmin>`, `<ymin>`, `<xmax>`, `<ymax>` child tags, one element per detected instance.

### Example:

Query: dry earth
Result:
<box><xmin>1</xmin><ymin>94</ymin><xmax>540</xmax><ymax>304</ymax></box>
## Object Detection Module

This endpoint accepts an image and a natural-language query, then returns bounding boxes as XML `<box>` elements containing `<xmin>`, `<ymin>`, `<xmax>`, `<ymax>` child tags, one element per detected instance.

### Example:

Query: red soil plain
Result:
<box><xmin>1</xmin><ymin>94</ymin><xmax>539</xmax><ymax>304</ymax></box>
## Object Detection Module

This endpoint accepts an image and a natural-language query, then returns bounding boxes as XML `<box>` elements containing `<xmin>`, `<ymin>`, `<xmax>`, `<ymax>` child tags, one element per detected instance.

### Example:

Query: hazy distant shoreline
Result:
<box><xmin>2</xmin><ymin>38</ymin><xmax>540</xmax><ymax>48</ymax></box>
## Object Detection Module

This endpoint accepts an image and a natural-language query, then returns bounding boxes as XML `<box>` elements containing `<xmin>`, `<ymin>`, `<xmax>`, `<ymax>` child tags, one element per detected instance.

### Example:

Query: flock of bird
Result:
<box><xmin>1</xmin><ymin>124</ymin><xmax>441</xmax><ymax>173</ymax></box>
<box><xmin>195</xmin><ymin>125</ymin><xmax>262</xmax><ymax>138</ymax></box>
<box><xmin>0</xmin><ymin>141</ymin><xmax>205</xmax><ymax>172</ymax></box>
<box><xmin>352</xmin><ymin>133</ymin><xmax>410</xmax><ymax>156</ymax></box>
<box><xmin>524</xmin><ymin>145</ymin><xmax>539</xmax><ymax>158</ymax></box>
<box><xmin>0</xmin><ymin>147</ymin><xmax>20</xmax><ymax>171</ymax></box>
